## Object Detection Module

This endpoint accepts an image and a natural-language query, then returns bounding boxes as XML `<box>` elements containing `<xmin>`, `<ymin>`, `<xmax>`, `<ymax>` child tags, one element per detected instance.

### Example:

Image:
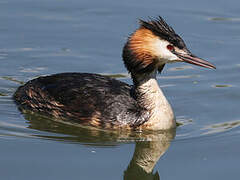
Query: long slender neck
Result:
<box><xmin>132</xmin><ymin>71</ymin><xmax>176</xmax><ymax>130</ymax></box>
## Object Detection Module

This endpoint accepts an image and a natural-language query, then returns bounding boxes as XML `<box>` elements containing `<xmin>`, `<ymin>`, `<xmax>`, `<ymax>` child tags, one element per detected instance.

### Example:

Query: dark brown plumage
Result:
<box><xmin>14</xmin><ymin>73</ymin><xmax>149</xmax><ymax>129</ymax></box>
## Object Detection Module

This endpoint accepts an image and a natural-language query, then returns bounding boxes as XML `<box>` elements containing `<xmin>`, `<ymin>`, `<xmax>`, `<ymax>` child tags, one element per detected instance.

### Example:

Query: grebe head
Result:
<box><xmin>122</xmin><ymin>16</ymin><xmax>216</xmax><ymax>76</ymax></box>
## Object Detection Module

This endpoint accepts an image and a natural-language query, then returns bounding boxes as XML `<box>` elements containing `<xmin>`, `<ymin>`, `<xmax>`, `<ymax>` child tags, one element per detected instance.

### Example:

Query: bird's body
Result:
<box><xmin>14</xmin><ymin>72</ymin><xmax>175</xmax><ymax>130</ymax></box>
<box><xmin>14</xmin><ymin>73</ymin><xmax>147</xmax><ymax>129</ymax></box>
<box><xmin>14</xmin><ymin>17</ymin><xmax>215</xmax><ymax>131</ymax></box>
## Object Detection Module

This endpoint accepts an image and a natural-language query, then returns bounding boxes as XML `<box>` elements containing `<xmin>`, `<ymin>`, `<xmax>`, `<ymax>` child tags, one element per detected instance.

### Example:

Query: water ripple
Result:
<box><xmin>201</xmin><ymin>120</ymin><xmax>240</xmax><ymax>135</ymax></box>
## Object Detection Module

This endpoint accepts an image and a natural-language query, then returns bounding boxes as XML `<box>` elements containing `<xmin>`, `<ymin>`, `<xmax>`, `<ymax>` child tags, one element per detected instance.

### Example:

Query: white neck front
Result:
<box><xmin>134</xmin><ymin>71</ymin><xmax>176</xmax><ymax>130</ymax></box>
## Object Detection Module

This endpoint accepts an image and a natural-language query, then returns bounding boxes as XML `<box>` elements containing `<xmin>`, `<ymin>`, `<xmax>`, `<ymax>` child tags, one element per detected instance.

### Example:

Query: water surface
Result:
<box><xmin>1</xmin><ymin>0</ymin><xmax>240</xmax><ymax>179</ymax></box>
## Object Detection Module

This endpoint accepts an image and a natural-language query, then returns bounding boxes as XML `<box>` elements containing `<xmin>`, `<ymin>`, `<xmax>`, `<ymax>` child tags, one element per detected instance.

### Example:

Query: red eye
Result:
<box><xmin>167</xmin><ymin>45</ymin><xmax>174</xmax><ymax>51</ymax></box>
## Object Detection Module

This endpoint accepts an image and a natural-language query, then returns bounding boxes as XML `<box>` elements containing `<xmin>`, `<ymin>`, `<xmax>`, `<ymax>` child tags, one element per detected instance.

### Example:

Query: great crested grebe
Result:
<box><xmin>14</xmin><ymin>16</ymin><xmax>215</xmax><ymax>130</ymax></box>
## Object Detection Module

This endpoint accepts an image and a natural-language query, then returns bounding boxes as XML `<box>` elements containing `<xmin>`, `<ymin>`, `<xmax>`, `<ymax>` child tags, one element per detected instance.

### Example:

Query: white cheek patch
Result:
<box><xmin>152</xmin><ymin>39</ymin><xmax>179</xmax><ymax>63</ymax></box>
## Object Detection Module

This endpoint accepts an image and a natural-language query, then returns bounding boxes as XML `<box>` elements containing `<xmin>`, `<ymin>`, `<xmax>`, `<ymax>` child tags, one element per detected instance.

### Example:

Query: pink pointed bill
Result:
<box><xmin>176</xmin><ymin>53</ymin><xmax>216</xmax><ymax>69</ymax></box>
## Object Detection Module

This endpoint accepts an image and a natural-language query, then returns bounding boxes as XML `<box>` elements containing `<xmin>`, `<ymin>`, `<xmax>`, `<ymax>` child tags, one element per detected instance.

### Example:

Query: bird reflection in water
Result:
<box><xmin>124</xmin><ymin>130</ymin><xmax>175</xmax><ymax>180</ymax></box>
<box><xmin>24</xmin><ymin>112</ymin><xmax>176</xmax><ymax>180</ymax></box>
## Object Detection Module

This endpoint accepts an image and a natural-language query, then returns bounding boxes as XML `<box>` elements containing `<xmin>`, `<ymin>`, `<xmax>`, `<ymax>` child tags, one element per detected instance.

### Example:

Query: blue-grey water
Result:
<box><xmin>1</xmin><ymin>0</ymin><xmax>240</xmax><ymax>179</ymax></box>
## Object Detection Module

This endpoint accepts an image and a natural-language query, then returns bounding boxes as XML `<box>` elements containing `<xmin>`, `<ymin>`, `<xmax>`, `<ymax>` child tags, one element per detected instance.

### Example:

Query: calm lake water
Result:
<box><xmin>1</xmin><ymin>0</ymin><xmax>240</xmax><ymax>179</ymax></box>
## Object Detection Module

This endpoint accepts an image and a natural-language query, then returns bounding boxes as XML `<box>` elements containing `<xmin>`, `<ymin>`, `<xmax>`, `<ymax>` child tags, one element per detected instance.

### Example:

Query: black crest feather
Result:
<box><xmin>139</xmin><ymin>16</ymin><xmax>186</xmax><ymax>49</ymax></box>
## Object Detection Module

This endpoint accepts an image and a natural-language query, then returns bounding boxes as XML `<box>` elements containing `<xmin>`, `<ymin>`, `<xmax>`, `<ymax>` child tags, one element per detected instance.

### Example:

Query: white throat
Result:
<box><xmin>135</xmin><ymin>71</ymin><xmax>176</xmax><ymax>130</ymax></box>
